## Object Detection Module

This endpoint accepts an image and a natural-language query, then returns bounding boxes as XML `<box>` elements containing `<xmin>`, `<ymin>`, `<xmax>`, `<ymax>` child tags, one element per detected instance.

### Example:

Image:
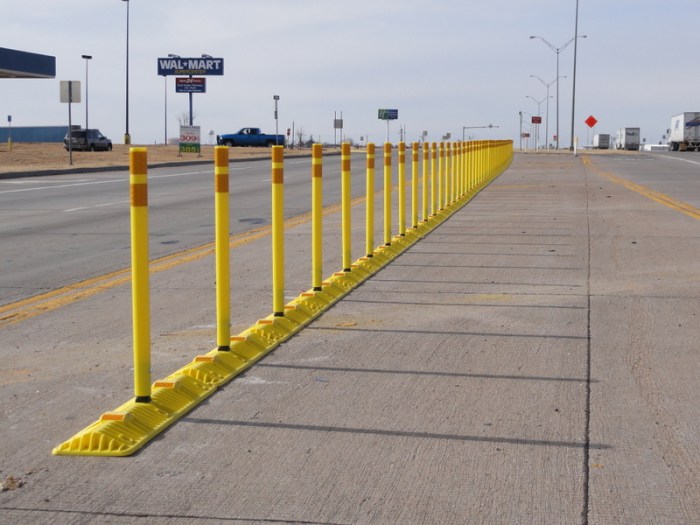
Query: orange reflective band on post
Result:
<box><xmin>384</xmin><ymin>143</ymin><xmax>392</xmax><ymax>166</ymax></box>
<box><xmin>130</xmin><ymin>182</ymin><xmax>148</xmax><ymax>207</ymax></box>
<box><xmin>130</xmin><ymin>148</ymin><xmax>148</xmax><ymax>207</ymax></box>
<box><xmin>130</xmin><ymin>148</ymin><xmax>147</xmax><ymax>174</ymax></box>
<box><xmin>272</xmin><ymin>147</ymin><xmax>284</xmax><ymax>184</ymax></box>
<box><xmin>215</xmin><ymin>146</ymin><xmax>228</xmax><ymax>169</ymax></box>
<box><xmin>367</xmin><ymin>143</ymin><xmax>375</xmax><ymax>169</ymax></box>
<box><xmin>312</xmin><ymin>144</ymin><xmax>322</xmax><ymax>177</ymax></box>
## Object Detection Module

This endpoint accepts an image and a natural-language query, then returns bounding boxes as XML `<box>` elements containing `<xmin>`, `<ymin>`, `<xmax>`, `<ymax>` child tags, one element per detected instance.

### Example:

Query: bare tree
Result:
<box><xmin>295</xmin><ymin>127</ymin><xmax>305</xmax><ymax>149</ymax></box>
<box><xmin>176</xmin><ymin>112</ymin><xmax>197</xmax><ymax>127</ymax></box>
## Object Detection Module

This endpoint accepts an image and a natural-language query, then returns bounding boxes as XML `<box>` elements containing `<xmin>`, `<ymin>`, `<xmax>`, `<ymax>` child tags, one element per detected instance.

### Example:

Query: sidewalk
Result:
<box><xmin>1</xmin><ymin>152</ymin><xmax>698</xmax><ymax>524</ymax></box>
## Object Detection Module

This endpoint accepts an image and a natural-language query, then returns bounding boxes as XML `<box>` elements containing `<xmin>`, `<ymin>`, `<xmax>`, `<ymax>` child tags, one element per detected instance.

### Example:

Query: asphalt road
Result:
<box><xmin>0</xmin><ymin>152</ymin><xmax>370</xmax><ymax>306</ymax></box>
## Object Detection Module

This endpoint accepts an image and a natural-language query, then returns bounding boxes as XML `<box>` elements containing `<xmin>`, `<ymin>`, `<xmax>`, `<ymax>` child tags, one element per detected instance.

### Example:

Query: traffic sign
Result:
<box><xmin>531</xmin><ymin>116</ymin><xmax>542</xmax><ymax>124</ymax></box>
<box><xmin>585</xmin><ymin>115</ymin><xmax>598</xmax><ymax>128</ymax></box>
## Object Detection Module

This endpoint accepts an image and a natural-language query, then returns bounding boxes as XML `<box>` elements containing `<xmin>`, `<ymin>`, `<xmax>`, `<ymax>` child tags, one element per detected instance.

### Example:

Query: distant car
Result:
<box><xmin>64</xmin><ymin>128</ymin><xmax>113</xmax><ymax>151</ymax></box>
<box><xmin>216</xmin><ymin>127</ymin><xmax>285</xmax><ymax>147</ymax></box>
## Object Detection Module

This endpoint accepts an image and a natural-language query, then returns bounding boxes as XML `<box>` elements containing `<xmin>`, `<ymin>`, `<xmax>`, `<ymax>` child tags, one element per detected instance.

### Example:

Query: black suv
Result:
<box><xmin>64</xmin><ymin>128</ymin><xmax>113</xmax><ymax>151</ymax></box>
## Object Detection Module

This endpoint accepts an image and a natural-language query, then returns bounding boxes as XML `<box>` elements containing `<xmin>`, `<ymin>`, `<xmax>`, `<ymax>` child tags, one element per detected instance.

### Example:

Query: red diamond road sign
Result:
<box><xmin>585</xmin><ymin>115</ymin><xmax>598</xmax><ymax>128</ymax></box>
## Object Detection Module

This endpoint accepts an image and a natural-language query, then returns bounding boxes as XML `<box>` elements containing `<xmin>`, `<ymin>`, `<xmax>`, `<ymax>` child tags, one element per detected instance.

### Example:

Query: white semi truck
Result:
<box><xmin>593</xmin><ymin>133</ymin><xmax>610</xmax><ymax>149</ymax></box>
<box><xmin>668</xmin><ymin>112</ymin><xmax>700</xmax><ymax>151</ymax></box>
<box><xmin>615</xmin><ymin>128</ymin><xmax>640</xmax><ymax>150</ymax></box>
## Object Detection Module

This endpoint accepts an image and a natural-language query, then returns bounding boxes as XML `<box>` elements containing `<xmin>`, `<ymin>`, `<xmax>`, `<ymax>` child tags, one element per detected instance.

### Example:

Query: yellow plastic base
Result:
<box><xmin>53</xmin><ymin>170</ymin><xmax>506</xmax><ymax>456</ymax></box>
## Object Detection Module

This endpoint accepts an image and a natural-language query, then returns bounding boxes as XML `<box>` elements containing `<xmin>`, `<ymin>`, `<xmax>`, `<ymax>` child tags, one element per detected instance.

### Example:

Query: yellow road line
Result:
<box><xmin>583</xmin><ymin>155</ymin><xmax>700</xmax><ymax>221</ymax></box>
<box><xmin>0</xmin><ymin>195</ymin><xmax>364</xmax><ymax>329</ymax></box>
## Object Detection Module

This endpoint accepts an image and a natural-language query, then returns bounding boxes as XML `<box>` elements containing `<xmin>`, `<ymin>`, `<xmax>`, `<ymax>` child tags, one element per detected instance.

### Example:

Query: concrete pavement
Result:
<box><xmin>1</xmin><ymin>152</ymin><xmax>698</xmax><ymax>524</ymax></box>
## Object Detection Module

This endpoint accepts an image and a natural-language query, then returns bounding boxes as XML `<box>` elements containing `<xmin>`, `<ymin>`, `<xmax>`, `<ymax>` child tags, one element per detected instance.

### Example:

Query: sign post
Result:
<box><xmin>60</xmin><ymin>80</ymin><xmax>81</xmax><ymax>166</ymax></box>
<box><xmin>378</xmin><ymin>109</ymin><xmax>399</xmax><ymax>143</ymax></box>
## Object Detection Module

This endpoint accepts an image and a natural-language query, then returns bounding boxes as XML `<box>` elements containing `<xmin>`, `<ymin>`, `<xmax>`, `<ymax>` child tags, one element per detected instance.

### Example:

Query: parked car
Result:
<box><xmin>63</xmin><ymin>128</ymin><xmax>113</xmax><ymax>151</ymax></box>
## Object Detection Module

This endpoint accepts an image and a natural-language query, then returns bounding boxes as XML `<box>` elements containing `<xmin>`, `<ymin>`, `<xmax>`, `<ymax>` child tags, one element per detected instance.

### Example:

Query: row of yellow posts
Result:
<box><xmin>53</xmin><ymin>139</ymin><xmax>513</xmax><ymax>456</ymax></box>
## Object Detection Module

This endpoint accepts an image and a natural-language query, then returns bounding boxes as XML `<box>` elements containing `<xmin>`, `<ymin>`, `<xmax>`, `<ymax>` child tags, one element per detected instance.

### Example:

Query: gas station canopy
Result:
<box><xmin>0</xmin><ymin>47</ymin><xmax>56</xmax><ymax>79</ymax></box>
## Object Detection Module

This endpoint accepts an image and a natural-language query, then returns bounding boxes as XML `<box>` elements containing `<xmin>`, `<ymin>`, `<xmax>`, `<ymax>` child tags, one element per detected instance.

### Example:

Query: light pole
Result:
<box><xmin>121</xmin><ymin>0</ymin><xmax>130</xmax><ymax>144</ymax></box>
<box><xmin>273</xmin><ymin>95</ymin><xmax>280</xmax><ymax>145</ymax></box>
<box><xmin>530</xmin><ymin>33</ymin><xmax>586</xmax><ymax>150</ymax></box>
<box><xmin>81</xmin><ymin>55</ymin><xmax>92</xmax><ymax>131</ymax></box>
<box><xmin>526</xmin><ymin>95</ymin><xmax>551</xmax><ymax>149</ymax></box>
<box><xmin>570</xmin><ymin>0</ymin><xmax>582</xmax><ymax>152</ymax></box>
<box><xmin>165</xmin><ymin>54</ymin><xmax>180</xmax><ymax>145</ymax></box>
<box><xmin>530</xmin><ymin>75</ymin><xmax>565</xmax><ymax>150</ymax></box>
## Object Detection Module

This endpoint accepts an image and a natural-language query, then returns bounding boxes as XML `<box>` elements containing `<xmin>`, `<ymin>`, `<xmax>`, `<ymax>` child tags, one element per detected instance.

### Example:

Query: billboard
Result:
<box><xmin>158</xmin><ymin>57</ymin><xmax>224</xmax><ymax>76</ymax></box>
<box><xmin>378</xmin><ymin>109</ymin><xmax>398</xmax><ymax>120</ymax></box>
<box><xmin>176</xmin><ymin>77</ymin><xmax>206</xmax><ymax>93</ymax></box>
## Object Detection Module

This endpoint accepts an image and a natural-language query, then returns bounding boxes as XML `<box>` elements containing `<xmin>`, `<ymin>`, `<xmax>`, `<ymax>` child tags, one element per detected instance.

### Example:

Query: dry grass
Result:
<box><xmin>0</xmin><ymin>142</ymin><xmax>317</xmax><ymax>174</ymax></box>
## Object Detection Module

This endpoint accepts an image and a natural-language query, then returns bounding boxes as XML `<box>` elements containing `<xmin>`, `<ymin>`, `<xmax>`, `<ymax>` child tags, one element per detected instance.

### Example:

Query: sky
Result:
<box><xmin>2</xmin><ymin>0</ymin><xmax>698</xmax><ymax>148</ymax></box>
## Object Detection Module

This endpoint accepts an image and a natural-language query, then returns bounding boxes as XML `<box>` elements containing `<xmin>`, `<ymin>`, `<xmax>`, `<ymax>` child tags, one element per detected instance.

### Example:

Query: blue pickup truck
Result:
<box><xmin>216</xmin><ymin>127</ymin><xmax>285</xmax><ymax>147</ymax></box>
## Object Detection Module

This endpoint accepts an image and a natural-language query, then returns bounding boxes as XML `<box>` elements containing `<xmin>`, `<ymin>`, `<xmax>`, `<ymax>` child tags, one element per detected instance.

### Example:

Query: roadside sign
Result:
<box><xmin>532</xmin><ymin>116</ymin><xmax>542</xmax><ymax>124</ymax></box>
<box><xmin>176</xmin><ymin>77</ymin><xmax>206</xmax><ymax>93</ymax></box>
<box><xmin>179</xmin><ymin>125</ymin><xmax>201</xmax><ymax>153</ymax></box>
<box><xmin>157</xmin><ymin>57</ymin><xmax>224</xmax><ymax>76</ymax></box>
<box><xmin>59</xmin><ymin>80</ymin><xmax>81</xmax><ymax>103</ymax></box>
<box><xmin>585</xmin><ymin>115</ymin><xmax>598</xmax><ymax>128</ymax></box>
<box><xmin>334</xmin><ymin>119</ymin><xmax>344</xmax><ymax>129</ymax></box>
<box><xmin>378</xmin><ymin>109</ymin><xmax>398</xmax><ymax>120</ymax></box>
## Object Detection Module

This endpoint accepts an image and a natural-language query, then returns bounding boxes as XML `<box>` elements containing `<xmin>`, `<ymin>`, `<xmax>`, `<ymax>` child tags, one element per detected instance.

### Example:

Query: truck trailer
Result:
<box><xmin>615</xmin><ymin>128</ymin><xmax>640</xmax><ymax>151</ymax></box>
<box><xmin>668</xmin><ymin>112</ymin><xmax>700</xmax><ymax>151</ymax></box>
<box><xmin>593</xmin><ymin>133</ymin><xmax>610</xmax><ymax>149</ymax></box>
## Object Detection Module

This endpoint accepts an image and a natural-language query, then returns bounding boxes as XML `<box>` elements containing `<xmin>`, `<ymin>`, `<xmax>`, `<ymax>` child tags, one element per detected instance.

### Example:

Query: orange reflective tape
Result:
<box><xmin>272</xmin><ymin>145</ymin><xmax>284</xmax><ymax>163</ymax></box>
<box><xmin>272</xmin><ymin>166</ymin><xmax>284</xmax><ymax>184</ymax></box>
<box><xmin>367</xmin><ymin>157</ymin><xmax>375</xmax><ymax>169</ymax></box>
<box><xmin>312</xmin><ymin>143</ymin><xmax>323</xmax><ymax>160</ymax></box>
<box><xmin>384</xmin><ymin>143</ymin><xmax>392</xmax><ymax>166</ymax></box>
<box><xmin>214</xmin><ymin>146</ymin><xmax>229</xmax><ymax>168</ymax></box>
<box><xmin>130</xmin><ymin>183</ymin><xmax>148</xmax><ymax>207</ymax></box>
<box><xmin>412</xmin><ymin>142</ymin><xmax>419</xmax><ymax>160</ymax></box>
<box><xmin>215</xmin><ymin>173</ymin><xmax>229</xmax><ymax>193</ymax></box>
<box><xmin>342</xmin><ymin>159</ymin><xmax>351</xmax><ymax>171</ymax></box>
<box><xmin>312</xmin><ymin>162</ymin><xmax>322</xmax><ymax>178</ymax></box>
<box><xmin>129</xmin><ymin>148</ymin><xmax>147</xmax><ymax>174</ymax></box>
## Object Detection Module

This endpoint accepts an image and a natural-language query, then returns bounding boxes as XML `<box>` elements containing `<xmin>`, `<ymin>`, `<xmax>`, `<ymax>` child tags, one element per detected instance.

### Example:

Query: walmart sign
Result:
<box><xmin>157</xmin><ymin>57</ymin><xmax>224</xmax><ymax>76</ymax></box>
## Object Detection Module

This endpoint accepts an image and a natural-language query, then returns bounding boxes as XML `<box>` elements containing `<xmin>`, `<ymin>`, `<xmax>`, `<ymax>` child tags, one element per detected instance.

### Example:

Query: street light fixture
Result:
<box><xmin>530</xmin><ymin>33</ymin><xmax>587</xmax><ymax>150</ymax></box>
<box><xmin>530</xmin><ymin>74</ymin><xmax>565</xmax><ymax>150</ymax></box>
<box><xmin>526</xmin><ymin>95</ymin><xmax>551</xmax><ymax>150</ymax></box>
<box><xmin>121</xmin><ymin>0</ymin><xmax>130</xmax><ymax>144</ymax></box>
<box><xmin>462</xmin><ymin>124</ymin><xmax>499</xmax><ymax>142</ymax></box>
<box><xmin>273</xmin><ymin>95</ymin><xmax>280</xmax><ymax>145</ymax></box>
<box><xmin>81</xmin><ymin>55</ymin><xmax>92</xmax><ymax>131</ymax></box>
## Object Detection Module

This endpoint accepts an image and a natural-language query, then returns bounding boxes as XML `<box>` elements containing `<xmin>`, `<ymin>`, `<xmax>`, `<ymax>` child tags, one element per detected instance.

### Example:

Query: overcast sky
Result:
<box><xmin>3</xmin><ymin>0</ymin><xmax>698</xmax><ymax>147</ymax></box>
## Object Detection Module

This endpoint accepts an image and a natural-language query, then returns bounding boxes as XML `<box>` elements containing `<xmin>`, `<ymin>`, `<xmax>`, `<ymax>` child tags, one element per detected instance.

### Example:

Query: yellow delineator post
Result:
<box><xmin>214</xmin><ymin>146</ymin><xmax>231</xmax><ymax>352</ymax></box>
<box><xmin>422</xmin><ymin>142</ymin><xmax>429</xmax><ymax>222</ymax></box>
<box><xmin>341</xmin><ymin>143</ymin><xmax>352</xmax><ymax>271</ymax></box>
<box><xmin>130</xmin><ymin>148</ymin><xmax>151</xmax><ymax>403</ymax></box>
<box><xmin>383</xmin><ymin>142</ymin><xmax>392</xmax><ymax>246</ymax></box>
<box><xmin>398</xmin><ymin>142</ymin><xmax>406</xmax><ymax>235</ymax></box>
<box><xmin>438</xmin><ymin>142</ymin><xmax>445</xmax><ymax>210</ymax></box>
<box><xmin>411</xmin><ymin>141</ymin><xmax>419</xmax><ymax>228</ymax></box>
<box><xmin>271</xmin><ymin>145</ymin><xmax>285</xmax><ymax>316</ymax></box>
<box><xmin>312</xmin><ymin>144</ymin><xmax>324</xmax><ymax>290</ymax></box>
<box><xmin>430</xmin><ymin>142</ymin><xmax>437</xmax><ymax>216</ymax></box>
<box><xmin>52</xmin><ymin>138</ymin><xmax>514</xmax><ymax>457</ymax></box>
<box><xmin>446</xmin><ymin>142</ymin><xmax>452</xmax><ymax>206</ymax></box>
<box><xmin>366</xmin><ymin>143</ymin><xmax>376</xmax><ymax>257</ymax></box>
